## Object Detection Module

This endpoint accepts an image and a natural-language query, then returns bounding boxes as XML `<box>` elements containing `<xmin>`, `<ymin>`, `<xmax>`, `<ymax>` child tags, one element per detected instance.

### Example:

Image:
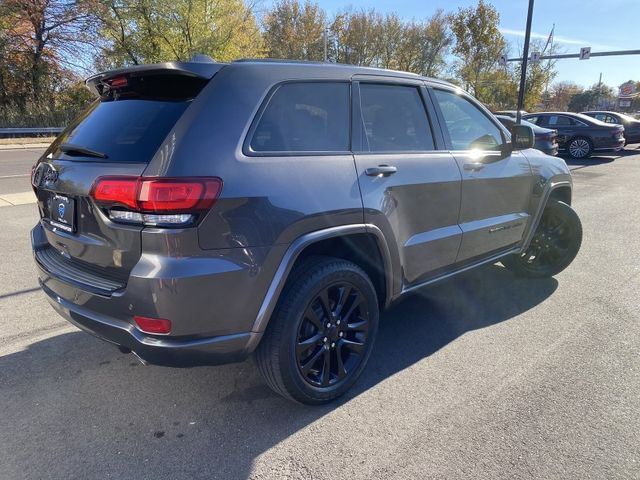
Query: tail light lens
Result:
<box><xmin>91</xmin><ymin>176</ymin><xmax>222</xmax><ymax>226</ymax></box>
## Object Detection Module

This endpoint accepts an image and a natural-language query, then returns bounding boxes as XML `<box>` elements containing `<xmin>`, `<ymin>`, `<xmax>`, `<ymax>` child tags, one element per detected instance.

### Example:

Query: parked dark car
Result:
<box><xmin>31</xmin><ymin>58</ymin><xmax>583</xmax><ymax>404</ymax></box>
<box><xmin>523</xmin><ymin>112</ymin><xmax>624</xmax><ymax>159</ymax></box>
<box><xmin>582</xmin><ymin>111</ymin><xmax>640</xmax><ymax>145</ymax></box>
<box><xmin>494</xmin><ymin>110</ymin><xmax>528</xmax><ymax>118</ymax></box>
<box><xmin>496</xmin><ymin>115</ymin><xmax>558</xmax><ymax>156</ymax></box>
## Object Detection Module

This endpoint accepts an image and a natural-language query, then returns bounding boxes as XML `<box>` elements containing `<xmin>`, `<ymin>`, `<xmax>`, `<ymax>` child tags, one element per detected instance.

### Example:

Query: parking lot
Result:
<box><xmin>1</xmin><ymin>146</ymin><xmax>639</xmax><ymax>479</ymax></box>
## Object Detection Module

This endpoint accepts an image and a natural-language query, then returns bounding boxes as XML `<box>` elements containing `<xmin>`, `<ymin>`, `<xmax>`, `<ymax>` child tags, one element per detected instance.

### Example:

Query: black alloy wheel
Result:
<box><xmin>502</xmin><ymin>200</ymin><xmax>582</xmax><ymax>278</ymax></box>
<box><xmin>295</xmin><ymin>282</ymin><xmax>370</xmax><ymax>388</ymax></box>
<box><xmin>256</xmin><ymin>256</ymin><xmax>379</xmax><ymax>404</ymax></box>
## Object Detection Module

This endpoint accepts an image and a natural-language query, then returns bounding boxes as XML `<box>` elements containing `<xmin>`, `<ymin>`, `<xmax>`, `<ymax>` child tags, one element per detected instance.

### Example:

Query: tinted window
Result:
<box><xmin>525</xmin><ymin>116</ymin><xmax>540</xmax><ymax>125</ymax></box>
<box><xmin>548</xmin><ymin>115</ymin><xmax>573</xmax><ymax>126</ymax></box>
<box><xmin>359</xmin><ymin>84</ymin><xmax>434</xmax><ymax>152</ymax></box>
<box><xmin>434</xmin><ymin>89</ymin><xmax>503</xmax><ymax>150</ymax></box>
<box><xmin>54</xmin><ymin>99</ymin><xmax>191</xmax><ymax>163</ymax></box>
<box><xmin>250</xmin><ymin>82</ymin><xmax>349</xmax><ymax>153</ymax></box>
<box><xmin>497</xmin><ymin>116</ymin><xmax>515</xmax><ymax>128</ymax></box>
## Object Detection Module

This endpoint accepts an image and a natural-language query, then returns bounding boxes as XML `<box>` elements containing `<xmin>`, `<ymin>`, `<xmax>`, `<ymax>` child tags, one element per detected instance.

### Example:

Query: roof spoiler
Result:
<box><xmin>86</xmin><ymin>57</ymin><xmax>226</xmax><ymax>95</ymax></box>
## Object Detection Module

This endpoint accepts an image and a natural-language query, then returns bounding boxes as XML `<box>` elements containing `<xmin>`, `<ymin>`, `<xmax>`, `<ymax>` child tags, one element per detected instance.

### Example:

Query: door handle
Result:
<box><xmin>463</xmin><ymin>162</ymin><xmax>485</xmax><ymax>171</ymax></box>
<box><xmin>365</xmin><ymin>165</ymin><xmax>397</xmax><ymax>177</ymax></box>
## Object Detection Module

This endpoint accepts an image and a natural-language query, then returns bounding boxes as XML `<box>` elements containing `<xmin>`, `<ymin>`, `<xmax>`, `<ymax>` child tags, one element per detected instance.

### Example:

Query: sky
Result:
<box><xmin>295</xmin><ymin>0</ymin><xmax>640</xmax><ymax>90</ymax></box>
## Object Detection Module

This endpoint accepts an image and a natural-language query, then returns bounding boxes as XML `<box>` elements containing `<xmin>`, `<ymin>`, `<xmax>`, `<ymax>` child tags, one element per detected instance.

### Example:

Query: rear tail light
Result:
<box><xmin>133</xmin><ymin>315</ymin><xmax>171</xmax><ymax>334</ymax></box>
<box><xmin>91</xmin><ymin>176</ymin><xmax>222</xmax><ymax>227</ymax></box>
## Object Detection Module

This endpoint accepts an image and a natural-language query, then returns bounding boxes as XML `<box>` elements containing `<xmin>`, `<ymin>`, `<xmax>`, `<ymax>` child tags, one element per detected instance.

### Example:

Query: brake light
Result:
<box><xmin>109</xmin><ymin>76</ymin><xmax>128</xmax><ymax>88</ymax></box>
<box><xmin>138</xmin><ymin>178</ymin><xmax>221</xmax><ymax>211</ymax></box>
<box><xmin>90</xmin><ymin>176</ymin><xmax>222</xmax><ymax>226</ymax></box>
<box><xmin>92</xmin><ymin>177</ymin><xmax>138</xmax><ymax>209</ymax></box>
<box><xmin>133</xmin><ymin>315</ymin><xmax>171</xmax><ymax>334</ymax></box>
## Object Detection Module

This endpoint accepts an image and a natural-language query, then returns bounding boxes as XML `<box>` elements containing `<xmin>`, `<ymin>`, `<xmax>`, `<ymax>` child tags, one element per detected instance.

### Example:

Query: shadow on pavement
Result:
<box><xmin>0</xmin><ymin>264</ymin><xmax>557</xmax><ymax>479</ymax></box>
<box><xmin>564</xmin><ymin>146</ymin><xmax>639</xmax><ymax>171</ymax></box>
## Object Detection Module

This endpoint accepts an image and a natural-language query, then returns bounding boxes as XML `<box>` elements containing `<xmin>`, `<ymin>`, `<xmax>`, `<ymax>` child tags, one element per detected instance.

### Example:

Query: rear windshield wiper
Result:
<box><xmin>59</xmin><ymin>143</ymin><xmax>108</xmax><ymax>159</ymax></box>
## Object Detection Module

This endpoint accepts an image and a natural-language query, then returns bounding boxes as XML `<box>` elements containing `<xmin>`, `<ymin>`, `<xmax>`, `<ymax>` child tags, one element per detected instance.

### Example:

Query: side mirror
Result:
<box><xmin>510</xmin><ymin>124</ymin><xmax>535</xmax><ymax>150</ymax></box>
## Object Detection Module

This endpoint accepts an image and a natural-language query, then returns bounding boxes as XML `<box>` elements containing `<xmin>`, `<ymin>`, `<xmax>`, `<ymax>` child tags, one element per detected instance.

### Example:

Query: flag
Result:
<box><xmin>543</xmin><ymin>24</ymin><xmax>555</xmax><ymax>53</ymax></box>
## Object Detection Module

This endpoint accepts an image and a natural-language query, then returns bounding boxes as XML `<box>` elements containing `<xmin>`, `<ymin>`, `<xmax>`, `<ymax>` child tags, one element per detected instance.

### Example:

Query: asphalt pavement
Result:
<box><xmin>0</xmin><ymin>146</ymin><xmax>639</xmax><ymax>479</ymax></box>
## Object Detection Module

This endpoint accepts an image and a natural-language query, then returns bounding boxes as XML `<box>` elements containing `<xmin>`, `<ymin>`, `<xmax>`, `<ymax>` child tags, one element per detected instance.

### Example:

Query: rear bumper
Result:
<box><xmin>31</xmin><ymin>222</ymin><xmax>281</xmax><ymax>367</ymax></box>
<box><xmin>40</xmin><ymin>278</ymin><xmax>260</xmax><ymax>367</ymax></box>
<box><xmin>594</xmin><ymin>138</ymin><xmax>625</xmax><ymax>152</ymax></box>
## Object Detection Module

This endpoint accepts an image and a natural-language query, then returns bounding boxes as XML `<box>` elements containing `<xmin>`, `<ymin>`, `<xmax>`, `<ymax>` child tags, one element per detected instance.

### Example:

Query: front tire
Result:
<box><xmin>256</xmin><ymin>256</ymin><xmax>379</xmax><ymax>404</ymax></box>
<box><xmin>567</xmin><ymin>137</ymin><xmax>593</xmax><ymax>159</ymax></box>
<box><xmin>502</xmin><ymin>200</ymin><xmax>582</xmax><ymax>278</ymax></box>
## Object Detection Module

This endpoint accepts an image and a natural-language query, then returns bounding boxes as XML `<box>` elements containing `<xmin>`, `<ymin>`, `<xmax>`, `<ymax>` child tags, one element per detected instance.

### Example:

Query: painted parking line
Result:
<box><xmin>0</xmin><ymin>191</ymin><xmax>36</xmax><ymax>206</ymax></box>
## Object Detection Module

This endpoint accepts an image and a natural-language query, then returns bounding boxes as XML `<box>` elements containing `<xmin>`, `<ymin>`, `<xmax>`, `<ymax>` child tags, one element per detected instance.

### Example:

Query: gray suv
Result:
<box><xmin>31</xmin><ymin>58</ymin><xmax>582</xmax><ymax>404</ymax></box>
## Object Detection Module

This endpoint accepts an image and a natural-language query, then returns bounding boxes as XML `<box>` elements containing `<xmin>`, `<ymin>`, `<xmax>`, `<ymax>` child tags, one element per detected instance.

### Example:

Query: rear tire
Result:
<box><xmin>567</xmin><ymin>136</ymin><xmax>593</xmax><ymax>159</ymax></box>
<box><xmin>256</xmin><ymin>256</ymin><xmax>379</xmax><ymax>404</ymax></box>
<box><xmin>502</xmin><ymin>200</ymin><xmax>582</xmax><ymax>278</ymax></box>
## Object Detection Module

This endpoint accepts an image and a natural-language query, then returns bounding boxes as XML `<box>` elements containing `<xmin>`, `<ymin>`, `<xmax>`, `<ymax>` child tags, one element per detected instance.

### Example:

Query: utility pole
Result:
<box><xmin>516</xmin><ymin>0</ymin><xmax>535</xmax><ymax>124</ymax></box>
<box><xmin>323</xmin><ymin>27</ymin><xmax>328</xmax><ymax>62</ymax></box>
<box><xmin>597</xmin><ymin>72</ymin><xmax>603</xmax><ymax>109</ymax></box>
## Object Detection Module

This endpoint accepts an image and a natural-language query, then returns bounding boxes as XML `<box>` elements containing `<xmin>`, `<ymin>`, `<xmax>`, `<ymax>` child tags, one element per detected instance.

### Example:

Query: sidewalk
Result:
<box><xmin>0</xmin><ymin>143</ymin><xmax>50</xmax><ymax>150</ymax></box>
<box><xmin>0</xmin><ymin>191</ymin><xmax>36</xmax><ymax>207</ymax></box>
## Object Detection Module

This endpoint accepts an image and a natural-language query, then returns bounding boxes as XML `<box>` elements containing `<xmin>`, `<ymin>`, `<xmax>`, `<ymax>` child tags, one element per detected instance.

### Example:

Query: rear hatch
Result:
<box><xmin>32</xmin><ymin>62</ymin><xmax>222</xmax><ymax>294</ymax></box>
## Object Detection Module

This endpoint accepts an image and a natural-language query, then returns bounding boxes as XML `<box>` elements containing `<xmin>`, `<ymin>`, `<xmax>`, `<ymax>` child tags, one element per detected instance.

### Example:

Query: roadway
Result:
<box><xmin>1</xmin><ymin>145</ymin><xmax>639</xmax><ymax>479</ymax></box>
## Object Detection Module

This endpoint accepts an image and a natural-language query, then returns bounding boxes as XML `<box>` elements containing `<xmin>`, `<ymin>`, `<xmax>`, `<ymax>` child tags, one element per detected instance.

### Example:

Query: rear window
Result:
<box><xmin>248</xmin><ymin>82</ymin><xmax>350</xmax><ymax>153</ymax></box>
<box><xmin>52</xmin><ymin>74</ymin><xmax>207</xmax><ymax>162</ymax></box>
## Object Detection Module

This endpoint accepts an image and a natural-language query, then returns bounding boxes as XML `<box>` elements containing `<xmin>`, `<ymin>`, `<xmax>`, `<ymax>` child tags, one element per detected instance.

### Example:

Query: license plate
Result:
<box><xmin>46</xmin><ymin>193</ymin><xmax>75</xmax><ymax>232</ymax></box>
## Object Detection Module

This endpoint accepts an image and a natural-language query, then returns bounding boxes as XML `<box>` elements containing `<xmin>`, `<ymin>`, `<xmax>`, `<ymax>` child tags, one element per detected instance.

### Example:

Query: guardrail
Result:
<box><xmin>0</xmin><ymin>127</ymin><xmax>63</xmax><ymax>138</ymax></box>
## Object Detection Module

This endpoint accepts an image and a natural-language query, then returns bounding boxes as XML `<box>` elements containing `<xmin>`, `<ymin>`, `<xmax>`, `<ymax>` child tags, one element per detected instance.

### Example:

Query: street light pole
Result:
<box><xmin>516</xmin><ymin>0</ymin><xmax>535</xmax><ymax>124</ymax></box>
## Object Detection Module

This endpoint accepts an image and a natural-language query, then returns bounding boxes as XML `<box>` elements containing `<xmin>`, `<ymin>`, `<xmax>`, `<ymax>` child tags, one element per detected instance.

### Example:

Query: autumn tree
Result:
<box><xmin>263</xmin><ymin>0</ymin><xmax>326</xmax><ymax>60</ymax></box>
<box><xmin>450</xmin><ymin>0</ymin><xmax>506</xmax><ymax>101</ymax></box>
<box><xmin>330</xmin><ymin>8</ymin><xmax>382</xmax><ymax>66</ymax></box>
<box><xmin>98</xmin><ymin>0</ymin><xmax>263</xmax><ymax>67</ymax></box>
<box><xmin>547</xmin><ymin>81</ymin><xmax>583</xmax><ymax>111</ymax></box>
<box><xmin>0</xmin><ymin>0</ymin><xmax>100</xmax><ymax>126</ymax></box>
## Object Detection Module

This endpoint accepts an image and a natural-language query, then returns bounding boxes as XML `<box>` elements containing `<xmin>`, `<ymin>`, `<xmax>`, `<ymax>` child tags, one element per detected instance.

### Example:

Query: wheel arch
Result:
<box><xmin>248</xmin><ymin>225</ymin><xmax>394</xmax><ymax>345</ymax></box>
<box><xmin>520</xmin><ymin>180</ymin><xmax>573</xmax><ymax>253</ymax></box>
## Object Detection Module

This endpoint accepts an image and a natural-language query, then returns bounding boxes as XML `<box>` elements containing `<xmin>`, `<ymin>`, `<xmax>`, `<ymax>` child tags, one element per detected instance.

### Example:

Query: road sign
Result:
<box><xmin>620</xmin><ymin>82</ymin><xmax>636</xmax><ymax>96</ymax></box>
<box><xmin>530</xmin><ymin>51</ymin><xmax>541</xmax><ymax>63</ymax></box>
<box><xmin>498</xmin><ymin>54</ymin><xmax>507</xmax><ymax>66</ymax></box>
<box><xmin>579</xmin><ymin>47</ymin><xmax>591</xmax><ymax>60</ymax></box>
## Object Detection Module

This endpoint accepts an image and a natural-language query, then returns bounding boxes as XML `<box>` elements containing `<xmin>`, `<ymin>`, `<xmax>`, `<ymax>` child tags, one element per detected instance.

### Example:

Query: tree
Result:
<box><xmin>567</xmin><ymin>83</ymin><xmax>616</xmax><ymax>112</ymax></box>
<box><xmin>1</xmin><ymin>0</ymin><xmax>100</xmax><ymax>97</ymax></box>
<box><xmin>514</xmin><ymin>39</ymin><xmax>559</xmax><ymax>110</ymax></box>
<box><xmin>547</xmin><ymin>81</ymin><xmax>583</xmax><ymax>111</ymax></box>
<box><xmin>450</xmin><ymin>0</ymin><xmax>506</xmax><ymax>101</ymax></box>
<box><xmin>394</xmin><ymin>11</ymin><xmax>452</xmax><ymax>77</ymax></box>
<box><xmin>263</xmin><ymin>0</ymin><xmax>326</xmax><ymax>61</ymax></box>
<box><xmin>98</xmin><ymin>0</ymin><xmax>263</xmax><ymax>67</ymax></box>
<box><xmin>330</xmin><ymin>8</ymin><xmax>382</xmax><ymax>66</ymax></box>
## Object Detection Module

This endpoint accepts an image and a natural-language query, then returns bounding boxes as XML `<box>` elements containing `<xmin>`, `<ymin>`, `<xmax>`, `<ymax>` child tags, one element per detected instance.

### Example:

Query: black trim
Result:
<box><xmin>41</xmin><ymin>280</ymin><xmax>256</xmax><ymax>367</ymax></box>
<box><xmin>35</xmin><ymin>246</ymin><xmax>126</xmax><ymax>296</ymax></box>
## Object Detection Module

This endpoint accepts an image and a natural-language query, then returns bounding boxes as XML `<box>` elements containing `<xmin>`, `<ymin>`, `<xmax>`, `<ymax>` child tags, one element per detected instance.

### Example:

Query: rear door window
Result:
<box><xmin>248</xmin><ymin>82</ymin><xmax>350</xmax><ymax>153</ymax></box>
<box><xmin>359</xmin><ymin>83</ymin><xmax>435</xmax><ymax>152</ymax></box>
<box><xmin>548</xmin><ymin>115</ymin><xmax>573</xmax><ymax>126</ymax></box>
